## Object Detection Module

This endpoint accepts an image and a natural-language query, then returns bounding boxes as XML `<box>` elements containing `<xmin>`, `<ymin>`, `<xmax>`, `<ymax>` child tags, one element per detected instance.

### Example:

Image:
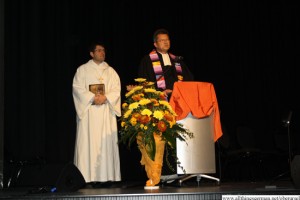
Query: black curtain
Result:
<box><xmin>3</xmin><ymin>0</ymin><xmax>300</xmax><ymax>181</ymax></box>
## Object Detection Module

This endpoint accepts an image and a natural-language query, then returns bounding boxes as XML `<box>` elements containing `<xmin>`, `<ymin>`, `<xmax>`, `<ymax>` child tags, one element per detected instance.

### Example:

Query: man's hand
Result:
<box><xmin>93</xmin><ymin>94</ymin><xmax>107</xmax><ymax>105</ymax></box>
<box><xmin>126</xmin><ymin>85</ymin><xmax>137</xmax><ymax>91</ymax></box>
<box><xmin>163</xmin><ymin>89</ymin><xmax>172</xmax><ymax>97</ymax></box>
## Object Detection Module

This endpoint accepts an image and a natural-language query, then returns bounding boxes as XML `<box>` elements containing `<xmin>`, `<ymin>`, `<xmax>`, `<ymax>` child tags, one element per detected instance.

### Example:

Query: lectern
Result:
<box><xmin>169</xmin><ymin>82</ymin><xmax>223</xmax><ymax>186</ymax></box>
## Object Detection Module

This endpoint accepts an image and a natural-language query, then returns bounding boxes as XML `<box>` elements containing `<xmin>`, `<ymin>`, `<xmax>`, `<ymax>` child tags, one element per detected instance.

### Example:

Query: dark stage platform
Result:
<box><xmin>1</xmin><ymin>178</ymin><xmax>299</xmax><ymax>200</ymax></box>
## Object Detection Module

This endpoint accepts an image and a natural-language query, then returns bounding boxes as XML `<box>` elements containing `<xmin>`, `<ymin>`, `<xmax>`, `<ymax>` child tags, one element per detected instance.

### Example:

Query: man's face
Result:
<box><xmin>154</xmin><ymin>34</ymin><xmax>170</xmax><ymax>54</ymax></box>
<box><xmin>90</xmin><ymin>45</ymin><xmax>105</xmax><ymax>63</ymax></box>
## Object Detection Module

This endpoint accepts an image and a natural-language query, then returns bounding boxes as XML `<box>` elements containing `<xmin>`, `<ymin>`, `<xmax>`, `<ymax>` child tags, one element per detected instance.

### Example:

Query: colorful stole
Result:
<box><xmin>149</xmin><ymin>50</ymin><xmax>183</xmax><ymax>90</ymax></box>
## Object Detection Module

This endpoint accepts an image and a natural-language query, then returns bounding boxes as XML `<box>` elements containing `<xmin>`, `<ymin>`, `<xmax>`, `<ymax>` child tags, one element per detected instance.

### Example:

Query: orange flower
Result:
<box><xmin>132</xmin><ymin>94</ymin><xmax>142</xmax><ymax>101</ymax></box>
<box><xmin>157</xmin><ymin>121</ymin><xmax>167</xmax><ymax>132</ymax></box>
<box><xmin>120</xmin><ymin>78</ymin><xmax>193</xmax><ymax>165</ymax></box>
<box><xmin>140</xmin><ymin>115</ymin><xmax>151</xmax><ymax>124</ymax></box>
<box><xmin>132</xmin><ymin>112</ymin><xmax>141</xmax><ymax>120</ymax></box>
<box><xmin>164</xmin><ymin>113</ymin><xmax>174</xmax><ymax>121</ymax></box>
<box><xmin>150</xmin><ymin>98</ymin><xmax>159</xmax><ymax>106</ymax></box>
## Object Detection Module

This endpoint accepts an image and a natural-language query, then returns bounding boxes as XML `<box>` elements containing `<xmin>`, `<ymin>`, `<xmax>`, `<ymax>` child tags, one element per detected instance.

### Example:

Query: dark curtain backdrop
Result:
<box><xmin>3</xmin><ymin>0</ymin><xmax>300</xmax><ymax>181</ymax></box>
<box><xmin>0</xmin><ymin>0</ymin><xmax>4</xmax><ymax>186</ymax></box>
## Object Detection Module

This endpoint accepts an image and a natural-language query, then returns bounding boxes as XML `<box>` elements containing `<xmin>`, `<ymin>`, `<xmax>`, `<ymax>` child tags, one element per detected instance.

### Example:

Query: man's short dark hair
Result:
<box><xmin>88</xmin><ymin>41</ymin><xmax>105</xmax><ymax>52</ymax></box>
<box><xmin>153</xmin><ymin>28</ymin><xmax>169</xmax><ymax>42</ymax></box>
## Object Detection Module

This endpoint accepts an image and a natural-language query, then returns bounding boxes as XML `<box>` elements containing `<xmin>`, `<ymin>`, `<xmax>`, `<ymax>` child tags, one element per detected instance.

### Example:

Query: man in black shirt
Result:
<box><xmin>138</xmin><ymin>28</ymin><xmax>194</xmax><ymax>100</ymax></box>
<box><xmin>138</xmin><ymin>28</ymin><xmax>194</xmax><ymax>181</ymax></box>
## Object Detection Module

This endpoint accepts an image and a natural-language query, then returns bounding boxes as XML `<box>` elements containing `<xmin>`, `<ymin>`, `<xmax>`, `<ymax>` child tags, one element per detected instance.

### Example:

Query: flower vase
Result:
<box><xmin>137</xmin><ymin>133</ymin><xmax>166</xmax><ymax>189</ymax></box>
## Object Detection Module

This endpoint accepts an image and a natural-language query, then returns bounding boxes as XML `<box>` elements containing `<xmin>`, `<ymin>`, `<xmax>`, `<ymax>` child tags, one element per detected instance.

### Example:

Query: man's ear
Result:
<box><xmin>90</xmin><ymin>52</ymin><xmax>94</xmax><ymax>58</ymax></box>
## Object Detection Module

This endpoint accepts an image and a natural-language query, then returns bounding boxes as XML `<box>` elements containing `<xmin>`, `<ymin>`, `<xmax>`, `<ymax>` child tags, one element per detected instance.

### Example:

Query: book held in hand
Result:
<box><xmin>89</xmin><ymin>84</ymin><xmax>105</xmax><ymax>95</ymax></box>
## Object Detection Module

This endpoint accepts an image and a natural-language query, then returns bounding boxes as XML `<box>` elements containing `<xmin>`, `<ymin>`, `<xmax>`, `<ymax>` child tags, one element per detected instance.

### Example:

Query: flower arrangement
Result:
<box><xmin>119</xmin><ymin>78</ymin><xmax>193</xmax><ymax>168</ymax></box>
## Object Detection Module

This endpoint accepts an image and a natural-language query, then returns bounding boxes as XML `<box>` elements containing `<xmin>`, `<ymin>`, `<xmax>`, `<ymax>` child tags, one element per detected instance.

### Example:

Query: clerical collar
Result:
<box><xmin>159</xmin><ymin>52</ymin><xmax>172</xmax><ymax>66</ymax></box>
<box><xmin>149</xmin><ymin>50</ymin><xmax>184</xmax><ymax>90</ymax></box>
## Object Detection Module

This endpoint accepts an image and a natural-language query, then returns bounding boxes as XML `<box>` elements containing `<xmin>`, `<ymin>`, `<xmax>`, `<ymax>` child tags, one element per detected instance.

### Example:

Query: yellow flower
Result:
<box><xmin>122</xmin><ymin>103</ymin><xmax>128</xmax><ymax>109</ymax></box>
<box><xmin>121</xmin><ymin>121</ymin><xmax>126</xmax><ymax>127</ymax></box>
<box><xmin>156</xmin><ymin>91</ymin><xmax>164</xmax><ymax>96</ymax></box>
<box><xmin>129</xmin><ymin>102</ymin><xmax>139</xmax><ymax>110</ymax></box>
<box><xmin>135</xmin><ymin>78</ymin><xmax>146</xmax><ymax>82</ymax></box>
<box><xmin>139</xmin><ymin>99</ymin><xmax>151</xmax><ymax>105</ymax></box>
<box><xmin>141</xmin><ymin>109</ymin><xmax>152</xmax><ymax>116</ymax></box>
<box><xmin>168</xmin><ymin>120</ymin><xmax>176</xmax><ymax>128</ymax></box>
<box><xmin>119</xmin><ymin>78</ymin><xmax>193</xmax><ymax>163</ymax></box>
<box><xmin>159</xmin><ymin>100</ymin><xmax>177</xmax><ymax>116</ymax></box>
<box><xmin>130</xmin><ymin>117</ymin><xmax>137</xmax><ymax>126</ymax></box>
<box><xmin>123</xmin><ymin>109</ymin><xmax>132</xmax><ymax>118</ymax></box>
<box><xmin>144</xmin><ymin>88</ymin><xmax>156</xmax><ymax>93</ymax></box>
<box><xmin>125</xmin><ymin>86</ymin><xmax>143</xmax><ymax>97</ymax></box>
<box><xmin>147</xmin><ymin>82</ymin><xmax>155</xmax><ymax>86</ymax></box>
<box><xmin>153</xmin><ymin>110</ymin><xmax>164</xmax><ymax>120</ymax></box>
<box><xmin>158</xmin><ymin>100</ymin><xmax>169</xmax><ymax>106</ymax></box>
<box><xmin>133</xmin><ymin>85</ymin><xmax>143</xmax><ymax>92</ymax></box>
<box><xmin>167</xmin><ymin>105</ymin><xmax>177</xmax><ymax>116</ymax></box>
<box><xmin>125</xmin><ymin>89</ymin><xmax>135</xmax><ymax>98</ymax></box>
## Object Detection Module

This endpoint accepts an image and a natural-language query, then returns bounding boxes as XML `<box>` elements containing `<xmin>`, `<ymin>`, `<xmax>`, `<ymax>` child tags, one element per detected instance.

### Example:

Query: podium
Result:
<box><xmin>169</xmin><ymin>82</ymin><xmax>223</xmax><ymax>186</ymax></box>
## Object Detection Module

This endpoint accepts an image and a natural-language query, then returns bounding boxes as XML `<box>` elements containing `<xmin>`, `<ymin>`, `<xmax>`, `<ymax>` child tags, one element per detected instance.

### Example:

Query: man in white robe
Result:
<box><xmin>72</xmin><ymin>43</ymin><xmax>121</xmax><ymax>185</ymax></box>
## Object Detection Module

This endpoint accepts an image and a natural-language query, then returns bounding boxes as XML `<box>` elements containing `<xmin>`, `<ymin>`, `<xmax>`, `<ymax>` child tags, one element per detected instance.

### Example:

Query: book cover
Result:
<box><xmin>89</xmin><ymin>84</ymin><xmax>105</xmax><ymax>95</ymax></box>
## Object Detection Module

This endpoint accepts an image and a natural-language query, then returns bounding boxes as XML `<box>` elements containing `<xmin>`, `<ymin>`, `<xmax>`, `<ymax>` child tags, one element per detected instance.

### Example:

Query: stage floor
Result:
<box><xmin>1</xmin><ymin>177</ymin><xmax>299</xmax><ymax>200</ymax></box>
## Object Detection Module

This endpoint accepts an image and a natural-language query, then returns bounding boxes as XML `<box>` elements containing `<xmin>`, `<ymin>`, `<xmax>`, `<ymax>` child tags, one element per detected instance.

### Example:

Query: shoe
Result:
<box><xmin>84</xmin><ymin>183</ymin><xmax>94</xmax><ymax>189</ymax></box>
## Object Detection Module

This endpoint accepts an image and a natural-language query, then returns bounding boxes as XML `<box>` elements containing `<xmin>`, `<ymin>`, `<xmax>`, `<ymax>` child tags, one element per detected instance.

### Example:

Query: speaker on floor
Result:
<box><xmin>54</xmin><ymin>162</ymin><xmax>86</xmax><ymax>192</ymax></box>
<box><xmin>14</xmin><ymin>162</ymin><xmax>86</xmax><ymax>192</ymax></box>
<box><xmin>291</xmin><ymin>155</ymin><xmax>300</xmax><ymax>189</ymax></box>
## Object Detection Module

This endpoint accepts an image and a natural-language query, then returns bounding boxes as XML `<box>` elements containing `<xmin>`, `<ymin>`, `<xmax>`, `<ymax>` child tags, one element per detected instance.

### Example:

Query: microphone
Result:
<box><xmin>174</xmin><ymin>56</ymin><xmax>184</xmax><ymax>62</ymax></box>
<box><xmin>156</xmin><ymin>56</ymin><xmax>184</xmax><ymax>81</ymax></box>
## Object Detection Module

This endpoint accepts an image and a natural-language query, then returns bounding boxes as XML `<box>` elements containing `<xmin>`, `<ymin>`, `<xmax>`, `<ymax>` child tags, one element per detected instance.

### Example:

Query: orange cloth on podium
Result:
<box><xmin>169</xmin><ymin>82</ymin><xmax>223</xmax><ymax>141</ymax></box>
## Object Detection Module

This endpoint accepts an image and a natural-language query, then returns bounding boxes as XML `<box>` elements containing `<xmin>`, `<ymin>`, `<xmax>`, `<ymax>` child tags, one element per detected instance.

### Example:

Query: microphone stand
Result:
<box><xmin>156</xmin><ymin>56</ymin><xmax>183</xmax><ymax>82</ymax></box>
<box><xmin>268</xmin><ymin>110</ymin><xmax>293</xmax><ymax>185</ymax></box>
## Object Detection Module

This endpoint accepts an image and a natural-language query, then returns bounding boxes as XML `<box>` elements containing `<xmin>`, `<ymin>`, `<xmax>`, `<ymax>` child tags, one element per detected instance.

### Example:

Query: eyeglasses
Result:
<box><xmin>156</xmin><ymin>39</ymin><xmax>170</xmax><ymax>43</ymax></box>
